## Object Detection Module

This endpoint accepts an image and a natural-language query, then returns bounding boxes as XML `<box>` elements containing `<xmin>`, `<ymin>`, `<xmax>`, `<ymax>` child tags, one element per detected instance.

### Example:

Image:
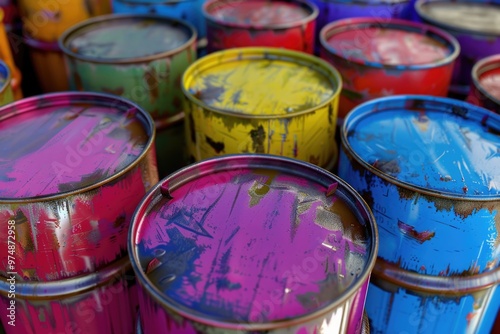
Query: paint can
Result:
<box><xmin>0</xmin><ymin>256</ymin><xmax>139</xmax><ymax>334</ymax></box>
<box><xmin>129</xmin><ymin>154</ymin><xmax>378</xmax><ymax>334</ymax></box>
<box><xmin>415</xmin><ymin>0</ymin><xmax>500</xmax><ymax>98</ymax></box>
<box><xmin>0</xmin><ymin>60</ymin><xmax>13</xmax><ymax>107</ymax></box>
<box><xmin>17</xmin><ymin>0</ymin><xmax>112</xmax><ymax>43</ymax></box>
<box><xmin>337</xmin><ymin>95</ymin><xmax>500</xmax><ymax>333</ymax></box>
<box><xmin>467</xmin><ymin>54</ymin><xmax>500</xmax><ymax>115</ymax></box>
<box><xmin>0</xmin><ymin>8</ymin><xmax>22</xmax><ymax>100</ymax></box>
<box><xmin>320</xmin><ymin>18</ymin><xmax>459</xmax><ymax>120</ymax></box>
<box><xmin>0</xmin><ymin>92</ymin><xmax>159</xmax><ymax>281</ymax></box>
<box><xmin>182</xmin><ymin>47</ymin><xmax>342</xmax><ymax>169</ymax></box>
<box><xmin>203</xmin><ymin>0</ymin><xmax>318</xmax><ymax>54</ymax></box>
<box><xmin>24</xmin><ymin>34</ymin><xmax>69</xmax><ymax>93</ymax></box>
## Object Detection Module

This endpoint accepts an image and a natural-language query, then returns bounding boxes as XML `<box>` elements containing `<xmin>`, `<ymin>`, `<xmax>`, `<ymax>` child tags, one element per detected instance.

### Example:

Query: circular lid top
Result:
<box><xmin>416</xmin><ymin>0</ymin><xmax>500</xmax><ymax>36</ymax></box>
<box><xmin>183</xmin><ymin>48</ymin><xmax>340</xmax><ymax>117</ymax></box>
<box><xmin>343</xmin><ymin>95</ymin><xmax>500</xmax><ymax>198</ymax></box>
<box><xmin>321</xmin><ymin>18</ymin><xmax>457</xmax><ymax>68</ymax></box>
<box><xmin>474</xmin><ymin>56</ymin><xmax>500</xmax><ymax>103</ymax></box>
<box><xmin>130</xmin><ymin>155</ymin><xmax>377</xmax><ymax>329</ymax></box>
<box><xmin>204</xmin><ymin>0</ymin><xmax>316</xmax><ymax>28</ymax></box>
<box><xmin>60</xmin><ymin>15</ymin><xmax>195</xmax><ymax>62</ymax></box>
<box><xmin>0</xmin><ymin>92</ymin><xmax>153</xmax><ymax>200</ymax></box>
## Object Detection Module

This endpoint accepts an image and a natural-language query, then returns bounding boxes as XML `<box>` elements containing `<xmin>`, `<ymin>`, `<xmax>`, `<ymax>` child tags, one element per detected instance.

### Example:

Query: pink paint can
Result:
<box><xmin>129</xmin><ymin>154</ymin><xmax>378</xmax><ymax>333</ymax></box>
<box><xmin>0</xmin><ymin>92</ymin><xmax>159</xmax><ymax>281</ymax></box>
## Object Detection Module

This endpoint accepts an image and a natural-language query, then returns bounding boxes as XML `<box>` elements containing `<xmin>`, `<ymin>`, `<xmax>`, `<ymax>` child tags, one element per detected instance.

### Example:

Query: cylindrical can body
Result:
<box><xmin>0</xmin><ymin>92</ymin><xmax>158</xmax><ymax>281</ymax></box>
<box><xmin>467</xmin><ymin>54</ymin><xmax>500</xmax><ymax>114</ymax></box>
<box><xmin>320</xmin><ymin>18</ymin><xmax>459</xmax><ymax>119</ymax></box>
<box><xmin>337</xmin><ymin>95</ymin><xmax>500</xmax><ymax>333</ymax></box>
<box><xmin>204</xmin><ymin>0</ymin><xmax>318</xmax><ymax>54</ymax></box>
<box><xmin>0</xmin><ymin>60</ymin><xmax>13</xmax><ymax>106</ymax></box>
<box><xmin>24</xmin><ymin>35</ymin><xmax>69</xmax><ymax>92</ymax></box>
<box><xmin>129</xmin><ymin>154</ymin><xmax>378</xmax><ymax>334</ymax></box>
<box><xmin>112</xmin><ymin>0</ymin><xmax>206</xmax><ymax>38</ymax></box>
<box><xmin>416</xmin><ymin>0</ymin><xmax>500</xmax><ymax>96</ymax></box>
<box><xmin>0</xmin><ymin>257</ymin><xmax>139</xmax><ymax>334</ymax></box>
<box><xmin>18</xmin><ymin>0</ymin><xmax>112</xmax><ymax>42</ymax></box>
<box><xmin>182</xmin><ymin>47</ymin><xmax>342</xmax><ymax>168</ymax></box>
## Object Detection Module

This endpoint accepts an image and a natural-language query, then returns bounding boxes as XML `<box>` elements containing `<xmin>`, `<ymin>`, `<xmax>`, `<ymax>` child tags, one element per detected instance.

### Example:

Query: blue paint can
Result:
<box><xmin>338</xmin><ymin>95</ymin><xmax>500</xmax><ymax>333</ymax></box>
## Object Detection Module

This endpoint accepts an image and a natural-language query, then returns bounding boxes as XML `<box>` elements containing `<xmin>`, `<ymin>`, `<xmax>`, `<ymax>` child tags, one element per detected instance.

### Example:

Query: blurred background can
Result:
<box><xmin>467</xmin><ymin>54</ymin><xmax>500</xmax><ymax>114</ymax></box>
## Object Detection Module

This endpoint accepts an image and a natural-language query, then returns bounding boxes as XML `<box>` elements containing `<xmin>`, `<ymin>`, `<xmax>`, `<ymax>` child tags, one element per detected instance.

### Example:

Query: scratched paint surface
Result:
<box><xmin>135</xmin><ymin>164</ymin><xmax>373</xmax><ymax>326</ymax></box>
<box><xmin>338</xmin><ymin>95</ymin><xmax>500</xmax><ymax>275</ymax></box>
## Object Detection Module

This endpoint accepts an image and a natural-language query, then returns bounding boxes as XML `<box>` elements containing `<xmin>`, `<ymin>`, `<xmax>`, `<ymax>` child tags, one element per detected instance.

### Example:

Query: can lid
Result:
<box><xmin>130</xmin><ymin>154</ymin><xmax>377</xmax><ymax>329</ymax></box>
<box><xmin>321</xmin><ymin>18</ymin><xmax>458</xmax><ymax>68</ymax></box>
<box><xmin>60</xmin><ymin>14</ymin><xmax>196</xmax><ymax>63</ymax></box>
<box><xmin>183</xmin><ymin>48</ymin><xmax>341</xmax><ymax>117</ymax></box>
<box><xmin>343</xmin><ymin>95</ymin><xmax>500</xmax><ymax>198</ymax></box>
<box><xmin>204</xmin><ymin>0</ymin><xmax>317</xmax><ymax>29</ymax></box>
<box><xmin>416</xmin><ymin>0</ymin><xmax>500</xmax><ymax>36</ymax></box>
<box><xmin>0</xmin><ymin>92</ymin><xmax>154</xmax><ymax>200</ymax></box>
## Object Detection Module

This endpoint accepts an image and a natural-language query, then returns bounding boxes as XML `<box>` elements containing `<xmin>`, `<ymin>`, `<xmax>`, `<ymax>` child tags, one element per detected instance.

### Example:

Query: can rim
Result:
<box><xmin>415</xmin><ymin>0</ymin><xmax>500</xmax><ymax>37</ymax></box>
<box><xmin>341</xmin><ymin>94</ymin><xmax>500</xmax><ymax>200</ymax></box>
<box><xmin>0</xmin><ymin>91</ymin><xmax>156</xmax><ymax>203</ymax></box>
<box><xmin>0</xmin><ymin>257</ymin><xmax>132</xmax><ymax>299</ymax></box>
<box><xmin>203</xmin><ymin>0</ymin><xmax>319</xmax><ymax>30</ymax></box>
<box><xmin>129</xmin><ymin>153</ymin><xmax>379</xmax><ymax>331</ymax></box>
<box><xmin>0</xmin><ymin>59</ymin><xmax>11</xmax><ymax>96</ymax></box>
<box><xmin>58</xmin><ymin>14</ymin><xmax>197</xmax><ymax>65</ymax></box>
<box><xmin>181</xmin><ymin>47</ymin><xmax>343</xmax><ymax>119</ymax></box>
<box><xmin>471</xmin><ymin>54</ymin><xmax>500</xmax><ymax>107</ymax></box>
<box><xmin>23</xmin><ymin>33</ymin><xmax>61</xmax><ymax>52</ymax></box>
<box><xmin>319</xmin><ymin>17</ymin><xmax>460</xmax><ymax>70</ymax></box>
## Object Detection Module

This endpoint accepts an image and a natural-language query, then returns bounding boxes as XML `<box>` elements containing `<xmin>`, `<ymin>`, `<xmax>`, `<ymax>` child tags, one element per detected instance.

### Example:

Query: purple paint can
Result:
<box><xmin>129</xmin><ymin>154</ymin><xmax>378</xmax><ymax>334</ymax></box>
<box><xmin>416</xmin><ymin>0</ymin><xmax>500</xmax><ymax>97</ymax></box>
<box><xmin>0</xmin><ymin>92</ymin><xmax>159</xmax><ymax>281</ymax></box>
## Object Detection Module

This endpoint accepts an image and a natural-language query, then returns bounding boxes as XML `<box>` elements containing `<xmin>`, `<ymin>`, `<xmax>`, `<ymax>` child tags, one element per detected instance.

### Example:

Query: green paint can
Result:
<box><xmin>59</xmin><ymin>14</ymin><xmax>197</xmax><ymax>177</ymax></box>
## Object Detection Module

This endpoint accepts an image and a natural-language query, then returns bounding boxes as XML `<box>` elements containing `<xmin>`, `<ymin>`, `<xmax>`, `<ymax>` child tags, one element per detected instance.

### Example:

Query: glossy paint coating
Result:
<box><xmin>182</xmin><ymin>47</ymin><xmax>342</xmax><ymax>168</ymax></box>
<box><xmin>468</xmin><ymin>54</ymin><xmax>500</xmax><ymax>114</ymax></box>
<box><xmin>320</xmin><ymin>18</ymin><xmax>458</xmax><ymax>119</ymax></box>
<box><xmin>204</xmin><ymin>0</ymin><xmax>317</xmax><ymax>53</ymax></box>
<box><xmin>112</xmin><ymin>0</ymin><xmax>207</xmax><ymax>38</ymax></box>
<box><xmin>0</xmin><ymin>257</ymin><xmax>139</xmax><ymax>334</ymax></box>
<box><xmin>130</xmin><ymin>154</ymin><xmax>378</xmax><ymax>333</ymax></box>
<box><xmin>416</xmin><ymin>0</ymin><xmax>500</xmax><ymax>93</ymax></box>
<box><xmin>60</xmin><ymin>14</ymin><xmax>197</xmax><ymax>120</ymax></box>
<box><xmin>0</xmin><ymin>60</ymin><xmax>13</xmax><ymax>107</ymax></box>
<box><xmin>18</xmin><ymin>0</ymin><xmax>112</xmax><ymax>42</ymax></box>
<box><xmin>0</xmin><ymin>92</ymin><xmax>159</xmax><ymax>281</ymax></box>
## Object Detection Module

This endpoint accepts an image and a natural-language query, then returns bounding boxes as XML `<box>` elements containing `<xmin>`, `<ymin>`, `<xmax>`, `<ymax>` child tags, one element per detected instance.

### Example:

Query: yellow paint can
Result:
<box><xmin>182</xmin><ymin>47</ymin><xmax>342</xmax><ymax>168</ymax></box>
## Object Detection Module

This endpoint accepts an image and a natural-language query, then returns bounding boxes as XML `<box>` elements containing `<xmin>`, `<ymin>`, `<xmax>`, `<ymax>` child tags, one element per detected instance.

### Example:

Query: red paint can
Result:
<box><xmin>467</xmin><ymin>54</ymin><xmax>500</xmax><ymax>115</ymax></box>
<box><xmin>203</xmin><ymin>0</ymin><xmax>318</xmax><ymax>53</ymax></box>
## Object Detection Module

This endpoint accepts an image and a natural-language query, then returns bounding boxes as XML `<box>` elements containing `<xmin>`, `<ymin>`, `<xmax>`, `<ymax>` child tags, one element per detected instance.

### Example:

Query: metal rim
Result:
<box><xmin>341</xmin><ymin>94</ymin><xmax>500</xmax><ymax>200</ymax></box>
<box><xmin>203</xmin><ymin>0</ymin><xmax>319</xmax><ymax>30</ymax></box>
<box><xmin>0</xmin><ymin>91</ymin><xmax>156</xmax><ymax>203</ymax></box>
<box><xmin>181</xmin><ymin>47</ymin><xmax>342</xmax><ymax>119</ymax></box>
<box><xmin>129</xmin><ymin>153</ymin><xmax>379</xmax><ymax>331</ymax></box>
<box><xmin>471</xmin><ymin>54</ymin><xmax>500</xmax><ymax>108</ymax></box>
<box><xmin>0</xmin><ymin>59</ymin><xmax>11</xmax><ymax>96</ymax></box>
<box><xmin>320</xmin><ymin>17</ymin><xmax>460</xmax><ymax>70</ymax></box>
<box><xmin>23</xmin><ymin>33</ymin><xmax>61</xmax><ymax>52</ymax></box>
<box><xmin>415</xmin><ymin>0</ymin><xmax>500</xmax><ymax>37</ymax></box>
<box><xmin>58</xmin><ymin>14</ymin><xmax>197</xmax><ymax>65</ymax></box>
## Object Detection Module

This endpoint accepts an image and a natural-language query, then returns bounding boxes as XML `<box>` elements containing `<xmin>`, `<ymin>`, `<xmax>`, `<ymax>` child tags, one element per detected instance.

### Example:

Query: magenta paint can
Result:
<box><xmin>467</xmin><ymin>54</ymin><xmax>500</xmax><ymax>114</ymax></box>
<box><xmin>0</xmin><ymin>92</ymin><xmax>159</xmax><ymax>281</ymax></box>
<box><xmin>0</xmin><ymin>256</ymin><xmax>139</xmax><ymax>334</ymax></box>
<box><xmin>129</xmin><ymin>154</ymin><xmax>378</xmax><ymax>334</ymax></box>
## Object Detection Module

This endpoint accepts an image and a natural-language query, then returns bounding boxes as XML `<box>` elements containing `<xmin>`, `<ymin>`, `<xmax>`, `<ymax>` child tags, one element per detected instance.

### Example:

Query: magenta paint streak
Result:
<box><xmin>137</xmin><ymin>168</ymin><xmax>369</xmax><ymax>324</ymax></box>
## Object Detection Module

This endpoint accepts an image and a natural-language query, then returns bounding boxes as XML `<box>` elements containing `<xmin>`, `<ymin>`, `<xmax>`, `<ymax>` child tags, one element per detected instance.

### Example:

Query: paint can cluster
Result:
<box><xmin>0</xmin><ymin>0</ymin><xmax>500</xmax><ymax>333</ymax></box>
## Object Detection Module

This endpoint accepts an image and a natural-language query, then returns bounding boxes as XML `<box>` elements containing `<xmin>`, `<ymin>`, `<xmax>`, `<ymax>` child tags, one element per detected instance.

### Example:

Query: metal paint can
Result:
<box><xmin>17</xmin><ymin>0</ymin><xmax>112</xmax><ymax>42</ymax></box>
<box><xmin>337</xmin><ymin>95</ymin><xmax>500</xmax><ymax>333</ymax></box>
<box><xmin>320</xmin><ymin>18</ymin><xmax>459</xmax><ymax>120</ymax></box>
<box><xmin>129</xmin><ymin>154</ymin><xmax>378</xmax><ymax>334</ymax></box>
<box><xmin>24</xmin><ymin>34</ymin><xmax>69</xmax><ymax>93</ymax></box>
<box><xmin>112</xmin><ymin>0</ymin><xmax>207</xmax><ymax>39</ymax></box>
<box><xmin>182</xmin><ymin>47</ymin><xmax>342</xmax><ymax>168</ymax></box>
<box><xmin>0</xmin><ymin>257</ymin><xmax>139</xmax><ymax>334</ymax></box>
<box><xmin>416</xmin><ymin>0</ymin><xmax>500</xmax><ymax>97</ymax></box>
<box><xmin>467</xmin><ymin>54</ymin><xmax>500</xmax><ymax>114</ymax></box>
<box><xmin>0</xmin><ymin>60</ymin><xmax>13</xmax><ymax>107</ymax></box>
<box><xmin>203</xmin><ymin>0</ymin><xmax>318</xmax><ymax>54</ymax></box>
<box><xmin>0</xmin><ymin>92</ymin><xmax>158</xmax><ymax>281</ymax></box>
